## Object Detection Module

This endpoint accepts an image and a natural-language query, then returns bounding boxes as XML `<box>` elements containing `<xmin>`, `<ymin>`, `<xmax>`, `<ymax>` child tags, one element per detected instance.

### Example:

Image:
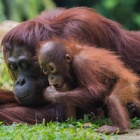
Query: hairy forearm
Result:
<box><xmin>44</xmin><ymin>87</ymin><xmax>101</xmax><ymax>108</ymax></box>
<box><xmin>0</xmin><ymin>89</ymin><xmax>17</xmax><ymax>104</ymax></box>
<box><xmin>62</xmin><ymin>88</ymin><xmax>100</xmax><ymax>106</ymax></box>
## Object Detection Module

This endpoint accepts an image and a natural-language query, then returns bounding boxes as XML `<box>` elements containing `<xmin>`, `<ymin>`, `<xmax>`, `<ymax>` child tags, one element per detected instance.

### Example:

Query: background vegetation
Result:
<box><xmin>0</xmin><ymin>0</ymin><xmax>140</xmax><ymax>30</ymax></box>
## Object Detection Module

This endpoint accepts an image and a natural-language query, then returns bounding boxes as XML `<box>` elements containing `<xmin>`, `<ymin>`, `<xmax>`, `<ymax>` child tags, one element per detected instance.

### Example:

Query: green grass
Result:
<box><xmin>131</xmin><ymin>117</ymin><xmax>140</xmax><ymax>129</ymax></box>
<box><xmin>0</xmin><ymin>51</ymin><xmax>140</xmax><ymax>139</ymax></box>
<box><xmin>0</xmin><ymin>118</ymin><xmax>116</xmax><ymax>140</ymax></box>
<box><xmin>0</xmin><ymin>117</ymin><xmax>139</xmax><ymax>140</ymax></box>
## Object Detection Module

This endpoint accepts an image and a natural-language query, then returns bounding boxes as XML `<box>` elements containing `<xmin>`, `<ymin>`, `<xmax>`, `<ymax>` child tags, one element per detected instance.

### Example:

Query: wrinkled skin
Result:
<box><xmin>4</xmin><ymin>44</ymin><xmax>48</xmax><ymax>106</ymax></box>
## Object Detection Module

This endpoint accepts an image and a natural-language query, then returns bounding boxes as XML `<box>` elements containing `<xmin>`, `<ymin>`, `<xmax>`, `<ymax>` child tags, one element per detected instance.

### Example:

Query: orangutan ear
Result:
<box><xmin>65</xmin><ymin>54</ymin><xmax>72</xmax><ymax>63</ymax></box>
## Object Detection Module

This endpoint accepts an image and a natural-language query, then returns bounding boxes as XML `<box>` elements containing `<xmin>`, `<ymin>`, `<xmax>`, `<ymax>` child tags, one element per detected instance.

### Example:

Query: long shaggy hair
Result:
<box><xmin>2</xmin><ymin>7</ymin><xmax>140</xmax><ymax>73</ymax></box>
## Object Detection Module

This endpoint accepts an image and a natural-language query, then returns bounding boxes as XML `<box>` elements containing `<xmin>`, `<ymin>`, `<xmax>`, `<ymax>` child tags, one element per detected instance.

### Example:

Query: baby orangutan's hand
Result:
<box><xmin>44</xmin><ymin>85</ymin><xmax>60</xmax><ymax>103</ymax></box>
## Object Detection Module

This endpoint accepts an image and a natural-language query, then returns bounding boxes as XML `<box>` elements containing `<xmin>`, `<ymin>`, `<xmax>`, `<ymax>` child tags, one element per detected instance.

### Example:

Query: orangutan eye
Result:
<box><xmin>9</xmin><ymin>64</ymin><xmax>18</xmax><ymax>71</ymax></box>
<box><xmin>42</xmin><ymin>69</ymin><xmax>49</xmax><ymax>75</ymax></box>
<box><xmin>48</xmin><ymin>63</ymin><xmax>57</xmax><ymax>74</ymax></box>
<box><xmin>65</xmin><ymin>54</ymin><xmax>72</xmax><ymax>63</ymax></box>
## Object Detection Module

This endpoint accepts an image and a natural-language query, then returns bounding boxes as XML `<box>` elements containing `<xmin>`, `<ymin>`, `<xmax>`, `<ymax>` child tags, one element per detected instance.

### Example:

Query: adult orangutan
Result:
<box><xmin>0</xmin><ymin>7</ymin><xmax>140</xmax><ymax>125</ymax></box>
<box><xmin>37</xmin><ymin>38</ymin><xmax>140</xmax><ymax>134</ymax></box>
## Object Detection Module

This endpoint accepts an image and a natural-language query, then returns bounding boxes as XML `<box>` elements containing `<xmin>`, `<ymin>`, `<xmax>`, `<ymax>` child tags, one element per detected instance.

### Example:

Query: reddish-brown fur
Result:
<box><xmin>0</xmin><ymin>90</ymin><xmax>16</xmax><ymax>104</ymax></box>
<box><xmin>2</xmin><ymin>7</ymin><xmax>140</xmax><ymax>73</ymax></box>
<box><xmin>0</xmin><ymin>90</ymin><xmax>65</xmax><ymax>124</ymax></box>
<box><xmin>38</xmin><ymin>39</ymin><xmax>140</xmax><ymax>134</ymax></box>
<box><xmin>0</xmin><ymin>7</ymin><xmax>140</xmax><ymax>125</ymax></box>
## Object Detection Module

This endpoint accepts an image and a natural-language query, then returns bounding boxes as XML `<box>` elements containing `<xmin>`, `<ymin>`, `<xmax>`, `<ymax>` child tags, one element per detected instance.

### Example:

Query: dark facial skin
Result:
<box><xmin>5</xmin><ymin>44</ymin><xmax>48</xmax><ymax>106</ymax></box>
<box><xmin>41</xmin><ymin>62</ymin><xmax>71</xmax><ymax>92</ymax></box>
<box><xmin>38</xmin><ymin>41</ymin><xmax>74</xmax><ymax>93</ymax></box>
<box><xmin>38</xmin><ymin>42</ymin><xmax>76</xmax><ymax>118</ymax></box>
<box><xmin>38</xmin><ymin>41</ymin><xmax>77</xmax><ymax>105</ymax></box>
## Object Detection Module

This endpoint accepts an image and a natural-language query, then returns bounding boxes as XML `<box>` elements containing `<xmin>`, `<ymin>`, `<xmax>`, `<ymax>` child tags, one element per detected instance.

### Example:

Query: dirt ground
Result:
<box><xmin>111</xmin><ymin>129</ymin><xmax>140</xmax><ymax>140</ymax></box>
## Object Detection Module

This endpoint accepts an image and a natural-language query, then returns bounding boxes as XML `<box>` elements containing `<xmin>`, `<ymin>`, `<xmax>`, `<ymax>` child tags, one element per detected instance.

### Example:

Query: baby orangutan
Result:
<box><xmin>37</xmin><ymin>39</ymin><xmax>140</xmax><ymax>134</ymax></box>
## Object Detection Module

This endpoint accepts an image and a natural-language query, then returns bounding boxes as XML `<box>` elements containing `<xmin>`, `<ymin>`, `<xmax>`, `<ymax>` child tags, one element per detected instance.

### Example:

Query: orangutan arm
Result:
<box><xmin>0</xmin><ymin>89</ymin><xmax>17</xmax><ymax>104</ymax></box>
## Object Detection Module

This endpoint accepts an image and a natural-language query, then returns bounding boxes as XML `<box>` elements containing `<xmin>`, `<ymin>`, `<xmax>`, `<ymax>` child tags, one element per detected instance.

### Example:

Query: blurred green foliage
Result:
<box><xmin>0</xmin><ymin>51</ymin><xmax>13</xmax><ymax>89</ymax></box>
<box><xmin>0</xmin><ymin>0</ymin><xmax>140</xmax><ymax>30</ymax></box>
<box><xmin>93</xmin><ymin>0</ymin><xmax>140</xmax><ymax>30</ymax></box>
<box><xmin>0</xmin><ymin>0</ymin><xmax>56</xmax><ymax>21</ymax></box>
